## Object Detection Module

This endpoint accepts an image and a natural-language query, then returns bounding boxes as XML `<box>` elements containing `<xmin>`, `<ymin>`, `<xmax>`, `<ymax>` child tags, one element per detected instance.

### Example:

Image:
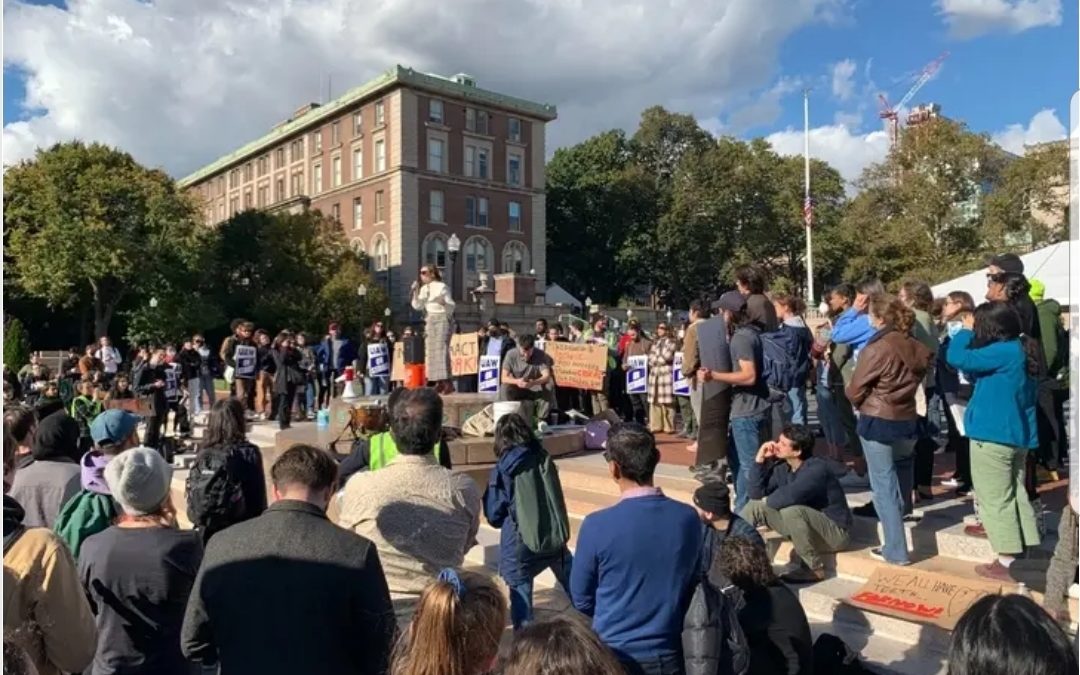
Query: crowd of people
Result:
<box><xmin>2</xmin><ymin>250</ymin><xmax>1076</xmax><ymax>675</ymax></box>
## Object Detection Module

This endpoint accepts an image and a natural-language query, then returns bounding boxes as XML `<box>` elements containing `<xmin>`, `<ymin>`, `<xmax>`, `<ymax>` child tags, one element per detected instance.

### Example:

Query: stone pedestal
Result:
<box><xmin>494</xmin><ymin>273</ymin><xmax>537</xmax><ymax>305</ymax></box>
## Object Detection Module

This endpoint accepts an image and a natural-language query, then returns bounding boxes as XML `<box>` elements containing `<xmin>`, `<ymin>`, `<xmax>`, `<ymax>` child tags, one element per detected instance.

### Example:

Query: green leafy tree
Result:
<box><xmin>984</xmin><ymin>140</ymin><xmax>1068</xmax><ymax>251</ymax></box>
<box><xmin>4</xmin><ymin>317</ymin><xmax>32</xmax><ymax>372</ymax></box>
<box><xmin>4</xmin><ymin>141</ymin><xmax>205</xmax><ymax>338</ymax></box>
<box><xmin>316</xmin><ymin>256</ymin><xmax>388</xmax><ymax>337</ymax></box>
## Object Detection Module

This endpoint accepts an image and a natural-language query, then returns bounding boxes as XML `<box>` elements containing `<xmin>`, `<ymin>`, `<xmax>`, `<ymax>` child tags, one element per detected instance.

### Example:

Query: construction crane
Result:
<box><xmin>878</xmin><ymin>52</ymin><xmax>949</xmax><ymax>146</ymax></box>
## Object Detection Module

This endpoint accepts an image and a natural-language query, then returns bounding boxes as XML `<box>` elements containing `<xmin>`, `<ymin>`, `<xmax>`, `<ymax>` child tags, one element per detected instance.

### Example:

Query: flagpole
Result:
<box><xmin>803</xmin><ymin>89</ymin><xmax>815</xmax><ymax>309</ymax></box>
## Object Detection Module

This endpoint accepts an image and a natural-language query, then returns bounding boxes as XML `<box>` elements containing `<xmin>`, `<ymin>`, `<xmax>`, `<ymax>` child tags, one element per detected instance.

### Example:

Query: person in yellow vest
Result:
<box><xmin>337</xmin><ymin>387</ymin><xmax>452</xmax><ymax>486</ymax></box>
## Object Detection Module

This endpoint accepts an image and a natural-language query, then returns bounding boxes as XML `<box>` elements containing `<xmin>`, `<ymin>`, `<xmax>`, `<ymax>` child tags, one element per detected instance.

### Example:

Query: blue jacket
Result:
<box><xmin>571</xmin><ymin>492</ymin><xmax>703</xmax><ymax>662</ymax></box>
<box><xmin>831</xmin><ymin>308</ymin><xmax>875</xmax><ymax>354</ymax></box>
<box><xmin>316</xmin><ymin>337</ymin><xmax>357</xmax><ymax>372</ymax></box>
<box><xmin>483</xmin><ymin>442</ymin><xmax>569</xmax><ymax>585</ymax></box>
<box><xmin>945</xmin><ymin>330</ymin><xmax>1038</xmax><ymax>449</ymax></box>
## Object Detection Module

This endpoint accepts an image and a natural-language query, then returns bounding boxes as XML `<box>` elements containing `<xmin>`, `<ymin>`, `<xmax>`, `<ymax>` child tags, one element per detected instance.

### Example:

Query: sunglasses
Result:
<box><xmin>420</xmin><ymin>269</ymin><xmax>431</xmax><ymax>276</ymax></box>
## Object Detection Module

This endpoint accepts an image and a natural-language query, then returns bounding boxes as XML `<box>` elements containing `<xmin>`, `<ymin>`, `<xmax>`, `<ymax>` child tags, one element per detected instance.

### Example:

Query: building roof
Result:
<box><xmin>178</xmin><ymin>65</ymin><xmax>558</xmax><ymax>187</ymax></box>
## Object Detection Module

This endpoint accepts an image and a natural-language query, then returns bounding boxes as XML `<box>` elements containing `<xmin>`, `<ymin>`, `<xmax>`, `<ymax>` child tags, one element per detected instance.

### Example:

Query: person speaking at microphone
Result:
<box><xmin>410</xmin><ymin>264</ymin><xmax>456</xmax><ymax>394</ymax></box>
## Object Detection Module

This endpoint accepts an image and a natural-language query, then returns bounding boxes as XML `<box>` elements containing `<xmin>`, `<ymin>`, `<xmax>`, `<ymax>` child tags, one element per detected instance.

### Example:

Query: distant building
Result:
<box><xmin>178</xmin><ymin>65</ymin><xmax>557</xmax><ymax>309</ymax></box>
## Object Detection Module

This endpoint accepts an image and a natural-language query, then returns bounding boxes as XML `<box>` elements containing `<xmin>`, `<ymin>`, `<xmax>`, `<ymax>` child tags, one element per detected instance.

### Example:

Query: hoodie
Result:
<box><xmin>1036</xmin><ymin>298</ymin><xmax>1064</xmax><ymax>377</ymax></box>
<box><xmin>53</xmin><ymin>451</ymin><xmax>119</xmax><ymax>559</ymax></box>
<box><xmin>9</xmin><ymin>415</ymin><xmax>82</xmax><ymax>528</ymax></box>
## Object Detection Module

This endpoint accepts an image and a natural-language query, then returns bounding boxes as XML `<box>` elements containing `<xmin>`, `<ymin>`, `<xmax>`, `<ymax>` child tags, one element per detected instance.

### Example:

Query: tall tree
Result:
<box><xmin>984</xmin><ymin>140</ymin><xmax>1069</xmax><ymax>251</ymax></box>
<box><xmin>4</xmin><ymin>141</ymin><xmax>204</xmax><ymax>338</ymax></box>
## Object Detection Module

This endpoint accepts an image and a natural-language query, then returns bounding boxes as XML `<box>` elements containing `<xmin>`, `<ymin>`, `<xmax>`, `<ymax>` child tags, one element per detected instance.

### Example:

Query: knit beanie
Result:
<box><xmin>693</xmin><ymin>480</ymin><xmax>733</xmax><ymax>519</ymax></box>
<box><xmin>104</xmin><ymin>446</ymin><xmax>172</xmax><ymax>516</ymax></box>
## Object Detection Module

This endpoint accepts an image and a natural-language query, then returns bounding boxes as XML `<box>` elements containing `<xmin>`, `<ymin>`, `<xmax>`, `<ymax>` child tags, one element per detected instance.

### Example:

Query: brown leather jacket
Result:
<box><xmin>845</xmin><ymin>329</ymin><xmax>933</xmax><ymax>421</ymax></box>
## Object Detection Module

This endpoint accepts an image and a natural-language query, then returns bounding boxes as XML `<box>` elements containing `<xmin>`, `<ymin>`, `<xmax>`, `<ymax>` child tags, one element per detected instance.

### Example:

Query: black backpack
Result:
<box><xmin>813</xmin><ymin>633</ymin><xmax>871</xmax><ymax>674</ymax></box>
<box><xmin>185</xmin><ymin>447</ymin><xmax>247</xmax><ymax>540</ymax></box>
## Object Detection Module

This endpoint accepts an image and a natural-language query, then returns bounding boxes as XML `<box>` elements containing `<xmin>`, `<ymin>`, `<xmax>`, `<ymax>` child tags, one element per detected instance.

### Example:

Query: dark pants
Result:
<box><xmin>942</xmin><ymin>400</ymin><xmax>971</xmax><ymax>487</ymax></box>
<box><xmin>143</xmin><ymin>415</ymin><xmax>163</xmax><ymax>449</ymax></box>
<box><xmin>1036</xmin><ymin>379</ymin><xmax>1065</xmax><ymax>471</ymax></box>
<box><xmin>234</xmin><ymin>378</ymin><xmax>255</xmax><ymax>411</ymax></box>
<box><xmin>616</xmin><ymin>652</ymin><xmax>684</xmax><ymax>675</ymax></box>
<box><xmin>695</xmin><ymin>392</ymin><xmax>732</xmax><ymax>466</ymax></box>
<box><xmin>627</xmin><ymin>393</ymin><xmax>647</xmax><ymax>424</ymax></box>
<box><xmin>277</xmin><ymin>385</ymin><xmax>296</xmax><ymax>430</ymax></box>
<box><xmin>317</xmin><ymin>370</ymin><xmax>339</xmax><ymax>409</ymax></box>
<box><xmin>914</xmin><ymin>434</ymin><xmax>937</xmax><ymax>489</ymax></box>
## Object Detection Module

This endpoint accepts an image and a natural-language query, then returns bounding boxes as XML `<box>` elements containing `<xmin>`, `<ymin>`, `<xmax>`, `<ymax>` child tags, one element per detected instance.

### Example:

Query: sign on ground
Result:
<box><xmin>845</xmin><ymin>567</ymin><xmax>1000</xmax><ymax>631</ymax></box>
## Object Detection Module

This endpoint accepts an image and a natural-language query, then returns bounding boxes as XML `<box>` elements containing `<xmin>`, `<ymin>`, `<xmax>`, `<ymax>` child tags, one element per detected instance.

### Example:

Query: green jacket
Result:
<box><xmin>582</xmin><ymin>329</ymin><xmax>618</xmax><ymax>370</ymax></box>
<box><xmin>54</xmin><ymin>490</ymin><xmax>118</xmax><ymax>560</ymax></box>
<box><xmin>1036</xmin><ymin>299</ymin><xmax>1064</xmax><ymax>378</ymax></box>
<box><xmin>368</xmin><ymin>432</ymin><xmax>441</xmax><ymax>471</ymax></box>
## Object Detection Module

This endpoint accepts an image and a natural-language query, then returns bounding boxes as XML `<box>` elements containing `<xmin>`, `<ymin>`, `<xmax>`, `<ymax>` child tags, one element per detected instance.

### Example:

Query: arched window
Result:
<box><xmin>422</xmin><ymin>232</ymin><xmax>448</xmax><ymax>271</ymax></box>
<box><xmin>349</xmin><ymin>237</ymin><xmax>366</xmax><ymax>255</ymax></box>
<box><xmin>501</xmin><ymin>241</ymin><xmax>529</xmax><ymax>274</ymax></box>
<box><xmin>463</xmin><ymin>235</ymin><xmax>493</xmax><ymax>289</ymax></box>
<box><xmin>371</xmin><ymin>234</ymin><xmax>389</xmax><ymax>271</ymax></box>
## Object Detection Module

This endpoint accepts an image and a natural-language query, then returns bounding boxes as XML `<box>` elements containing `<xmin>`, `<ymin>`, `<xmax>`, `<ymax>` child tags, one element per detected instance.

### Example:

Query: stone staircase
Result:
<box><xmin>465</xmin><ymin>452</ymin><xmax>1077</xmax><ymax>675</ymax></box>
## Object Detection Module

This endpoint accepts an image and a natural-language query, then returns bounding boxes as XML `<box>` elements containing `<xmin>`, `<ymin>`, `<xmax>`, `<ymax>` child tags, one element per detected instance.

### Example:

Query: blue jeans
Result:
<box><xmin>507</xmin><ymin>549</ymin><xmax>573</xmax><ymax>629</ymax></box>
<box><xmin>729</xmin><ymin>413</ymin><xmax>769</xmax><ymax>513</ymax></box>
<box><xmin>787</xmin><ymin>386</ymin><xmax>807</xmax><ymax>426</ymax></box>
<box><xmin>364</xmin><ymin>376</ymin><xmax>390</xmax><ymax>397</ymax></box>
<box><xmin>616</xmin><ymin>652</ymin><xmax>685</xmax><ymax>675</ymax></box>
<box><xmin>861</xmin><ymin>436</ymin><xmax>915</xmax><ymax>564</ymax></box>
<box><xmin>304</xmin><ymin>379</ymin><xmax>315</xmax><ymax>414</ymax></box>
<box><xmin>815</xmin><ymin>384</ymin><xmax>848</xmax><ymax>448</ymax></box>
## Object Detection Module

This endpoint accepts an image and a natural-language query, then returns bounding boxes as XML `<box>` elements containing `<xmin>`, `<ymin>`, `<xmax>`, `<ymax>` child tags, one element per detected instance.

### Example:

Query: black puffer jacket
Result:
<box><xmin>683</xmin><ymin>527</ymin><xmax>750</xmax><ymax>675</ymax></box>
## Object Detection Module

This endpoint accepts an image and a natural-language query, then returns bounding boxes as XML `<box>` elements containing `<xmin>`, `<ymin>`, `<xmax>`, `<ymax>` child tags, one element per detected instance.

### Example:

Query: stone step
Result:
<box><xmin>808</xmin><ymin>620</ymin><xmax>947</xmax><ymax>675</ymax></box>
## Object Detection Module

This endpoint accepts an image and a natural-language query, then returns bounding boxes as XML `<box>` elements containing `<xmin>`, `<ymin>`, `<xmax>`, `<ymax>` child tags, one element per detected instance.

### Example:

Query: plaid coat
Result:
<box><xmin>646</xmin><ymin>337</ymin><xmax>677</xmax><ymax>405</ymax></box>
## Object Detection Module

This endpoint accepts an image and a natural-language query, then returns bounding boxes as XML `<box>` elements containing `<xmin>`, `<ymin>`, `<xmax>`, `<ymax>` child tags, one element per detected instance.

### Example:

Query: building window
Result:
<box><xmin>330</xmin><ymin>203</ymin><xmax>340</xmax><ymax>222</ymax></box>
<box><xmin>465</xmin><ymin>145</ymin><xmax>488</xmax><ymax>179</ymax></box>
<box><xmin>219</xmin><ymin>203</ymin><xmax>225</xmax><ymax>219</ymax></box>
<box><xmin>290</xmin><ymin>139</ymin><xmax>304</xmax><ymax>161</ymax></box>
<box><xmin>257</xmin><ymin>156</ymin><xmax>267</xmax><ymax>176</ymax></box>
<box><xmin>372</xmin><ymin>235</ymin><xmax>389</xmax><ymax>271</ymax></box>
<box><xmin>353</xmin><ymin>198</ymin><xmax>363</xmax><ymax>229</ymax></box>
<box><xmin>508</xmin><ymin>152</ymin><xmax>522</xmax><ymax>186</ymax></box>
<box><xmin>244</xmin><ymin>163</ymin><xmax>253</xmax><ymax>182</ymax></box>
<box><xmin>428</xmin><ymin>138</ymin><xmax>444</xmax><ymax>173</ymax></box>
<box><xmin>353</xmin><ymin>111</ymin><xmax>363</xmax><ymax>135</ymax></box>
<box><xmin>429</xmin><ymin>99</ymin><xmax>443</xmax><ymax>123</ymax></box>
<box><xmin>502</xmin><ymin>241</ymin><xmax>529</xmax><ymax>274</ymax></box>
<box><xmin>312</xmin><ymin>130</ymin><xmax>322</xmax><ymax>154</ymax></box>
<box><xmin>509</xmin><ymin>117</ymin><xmax>522</xmax><ymax>142</ymax></box>
<box><xmin>375</xmin><ymin>140</ymin><xmax>386</xmax><ymax>172</ymax></box>
<box><xmin>331</xmin><ymin>122</ymin><xmax>340</xmax><ymax>145</ymax></box>
<box><xmin>352</xmin><ymin>148</ymin><xmax>363</xmax><ymax>180</ymax></box>
<box><xmin>464</xmin><ymin>236</ymin><xmax>493</xmax><ymax>284</ymax></box>
<box><xmin>375</xmin><ymin>100</ymin><xmax>385</xmax><ymax>126</ymax></box>
<box><xmin>257</xmin><ymin>185</ymin><xmax>268</xmax><ymax>207</ymax></box>
<box><xmin>276</xmin><ymin>147</ymin><xmax>285</xmax><ymax>168</ymax></box>
<box><xmin>216</xmin><ymin>176</ymin><xmax>224</xmax><ymax>194</ymax></box>
<box><xmin>229</xmin><ymin>197</ymin><xmax>240</xmax><ymax>215</ymax></box>
<box><xmin>466</xmin><ymin>196</ymin><xmax>488</xmax><ymax>227</ymax></box>
<box><xmin>430</xmin><ymin>190</ymin><xmax>444</xmax><ymax>223</ymax></box>
<box><xmin>423</xmin><ymin>233</ymin><xmax>448</xmax><ymax>269</ymax></box>
<box><xmin>332</xmin><ymin>156</ymin><xmax>342</xmax><ymax>187</ymax></box>
<box><xmin>290</xmin><ymin>172</ymin><xmax>302</xmax><ymax>197</ymax></box>
<box><xmin>275</xmin><ymin>178</ymin><xmax>285</xmax><ymax>202</ymax></box>
<box><xmin>350</xmin><ymin>237</ymin><xmax>365</xmax><ymax>256</ymax></box>
<box><xmin>243</xmin><ymin>191</ymin><xmax>253</xmax><ymax>209</ymax></box>
<box><xmin>375</xmin><ymin>190</ymin><xmax>385</xmax><ymax>222</ymax></box>
<box><xmin>312</xmin><ymin>163</ymin><xmax>322</xmax><ymax>195</ymax></box>
<box><xmin>465</xmin><ymin>107</ymin><xmax>488</xmax><ymax>134</ymax></box>
<box><xmin>508</xmin><ymin>201</ymin><xmax>522</xmax><ymax>232</ymax></box>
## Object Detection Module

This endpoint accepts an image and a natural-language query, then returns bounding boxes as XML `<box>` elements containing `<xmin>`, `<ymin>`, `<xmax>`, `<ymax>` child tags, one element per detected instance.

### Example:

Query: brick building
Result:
<box><xmin>178</xmin><ymin>65</ymin><xmax>557</xmax><ymax>310</ymax></box>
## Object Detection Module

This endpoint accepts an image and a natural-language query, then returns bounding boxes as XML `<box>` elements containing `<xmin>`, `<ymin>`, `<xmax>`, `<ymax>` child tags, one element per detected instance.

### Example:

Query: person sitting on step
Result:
<box><xmin>739</xmin><ymin>424</ymin><xmax>852</xmax><ymax>584</ymax></box>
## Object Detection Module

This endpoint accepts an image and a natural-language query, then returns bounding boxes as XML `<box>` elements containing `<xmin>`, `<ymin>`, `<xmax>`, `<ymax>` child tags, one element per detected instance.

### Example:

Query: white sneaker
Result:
<box><xmin>941</xmin><ymin>477</ymin><xmax>961</xmax><ymax>488</ymax></box>
<box><xmin>839</xmin><ymin>472</ymin><xmax>871</xmax><ymax>489</ymax></box>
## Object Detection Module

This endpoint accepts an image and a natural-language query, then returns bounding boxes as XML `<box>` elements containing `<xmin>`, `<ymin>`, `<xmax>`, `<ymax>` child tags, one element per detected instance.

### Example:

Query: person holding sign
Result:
<box><xmin>410</xmin><ymin>264</ymin><xmax>456</xmax><ymax>393</ymax></box>
<box><xmin>133</xmin><ymin>348</ymin><xmax>169</xmax><ymax>450</ymax></box>
<box><xmin>499</xmin><ymin>335</ymin><xmax>553</xmax><ymax>422</ymax></box>
<box><xmin>363</xmin><ymin>320</ymin><xmax>392</xmax><ymax>397</ymax></box>
<box><xmin>219</xmin><ymin>320</ymin><xmax>257</xmax><ymax>414</ymax></box>
<box><xmin>621</xmin><ymin>321</ymin><xmax>651</xmax><ymax>425</ymax></box>
<box><xmin>646</xmin><ymin>322</ymin><xmax>677</xmax><ymax>434</ymax></box>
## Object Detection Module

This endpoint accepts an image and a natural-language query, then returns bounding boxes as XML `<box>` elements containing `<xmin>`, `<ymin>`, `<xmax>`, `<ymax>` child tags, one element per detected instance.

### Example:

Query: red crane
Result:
<box><xmin>878</xmin><ymin>52</ymin><xmax>949</xmax><ymax>146</ymax></box>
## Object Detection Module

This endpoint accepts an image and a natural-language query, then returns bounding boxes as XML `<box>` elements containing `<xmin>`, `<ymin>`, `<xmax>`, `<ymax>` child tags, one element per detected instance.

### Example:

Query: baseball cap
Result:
<box><xmin>988</xmin><ymin>253</ymin><xmax>1024</xmax><ymax>275</ymax></box>
<box><xmin>714</xmin><ymin>290</ymin><xmax>747</xmax><ymax>313</ymax></box>
<box><xmin>90</xmin><ymin>409</ymin><xmax>142</xmax><ymax>446</ymax></box>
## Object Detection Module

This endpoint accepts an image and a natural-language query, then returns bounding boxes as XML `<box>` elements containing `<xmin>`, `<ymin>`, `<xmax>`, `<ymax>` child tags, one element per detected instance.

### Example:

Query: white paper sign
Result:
<box><xmin>626</xmin><ymin>355</ymin><xmax>648</xmax><ymax>394</ymax></box>
<box><xmin>478</xmin><ymin>355</ymin><xmax>501</xmax><ymax>393</ymax></box>
<box><xmin>367</xmin><ymin>343</ymin><xmax>390</xmax><ymax>377</ymax></box>
<box><xmin>234</xmin><ymin>344</ymin><xmax>257</xmax><ymax>379</ymax></box>
<box><xmin>165</xmin><ymin>364</ymin><xmax>180</xmax><ymax>401</ymax></box>
<box><xmin>536</xmin><ymin>338</ymin><xmax>546</xmax><ymax>352</ymax></box>
<box><xmin>673</xmin><ymin>351</ymin><xmax>691</xmax><ymax>396</ymax></box>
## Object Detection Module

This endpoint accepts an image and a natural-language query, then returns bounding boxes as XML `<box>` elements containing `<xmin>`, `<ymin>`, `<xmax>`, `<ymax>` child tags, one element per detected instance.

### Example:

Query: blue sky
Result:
<box><xmin>3</xmin><ymin>0</ymin><xmax>1076</xmax><ymax>183</ymax></box>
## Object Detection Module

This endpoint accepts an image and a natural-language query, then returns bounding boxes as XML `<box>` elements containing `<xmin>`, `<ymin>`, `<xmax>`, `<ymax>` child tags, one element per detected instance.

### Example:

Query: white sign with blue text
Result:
<box><xmin>626</xmin><ymin>355</ymin><xmax>648</xmax><ymax>395</ymax></box>
<box><xmin>673</xmin><ymin>352</ymin><xmax>691</xmax><ymax>396</ymax></box>
<box><xmin>367</xmin><ymin>344</ymin><xmax>390</xmax><ymax>377</ymax></box>
<box><xmin>478</xmin><ymin>355</ymin><xmax>501</xmax><ymax>393</ymax></box>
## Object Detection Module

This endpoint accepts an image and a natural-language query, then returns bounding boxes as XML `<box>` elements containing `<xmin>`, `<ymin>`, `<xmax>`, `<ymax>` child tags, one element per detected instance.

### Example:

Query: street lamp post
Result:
<box><xmin>357</xmin><ymin>284</ymin><xmax>368</xmax><ymax>328</ymax></box>
<box><xmin>149</xmin><ymin>297</ymin><xmax>158</xmax><ymax>309</ymax></box>
<box><xmin>447</xmin><ymin>233</ymin><xmax>461</xmax><ymax>299</ymax></box>
<box><xmin>666</xmin><ymin>309</ymin><xmax>673</xmax><ymax>324</ymax></box>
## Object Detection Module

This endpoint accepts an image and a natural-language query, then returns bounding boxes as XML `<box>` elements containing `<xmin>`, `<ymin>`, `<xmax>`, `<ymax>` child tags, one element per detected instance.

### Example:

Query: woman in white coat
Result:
<box><xmin>410</xmin><ymin>264</ymin><xmax>456</xmax><ymax>393</ymax></box>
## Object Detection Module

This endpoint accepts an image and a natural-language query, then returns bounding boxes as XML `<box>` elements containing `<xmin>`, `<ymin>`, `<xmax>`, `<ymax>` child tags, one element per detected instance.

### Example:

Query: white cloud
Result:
<box><xmin>937</xmin><ymin>0</ymin><xmax>1062</xmax><ymax>39</ymax></box>
<box><xmin>830</xmin><ymin>59</ymin><xmax>856</xmax><ymax>101</ymax></box>
<box><xmin>725</xmin><ymin>77</ymin><xmax>803</xmax><ymax>134</ymax></box>
<box><xmin>766</xmin><ymin>123</ymin><xmax>889</xmax><ymax>188</ymax></box>
<box><xmin>991</xmin><ymin>108</ymin><xmax>1067</xmax><ymax>154</ymax></box>
<box><xmin>2</xmin><ymin>0</ymin><xmax>844</xmax><ymax>177</ymax></box>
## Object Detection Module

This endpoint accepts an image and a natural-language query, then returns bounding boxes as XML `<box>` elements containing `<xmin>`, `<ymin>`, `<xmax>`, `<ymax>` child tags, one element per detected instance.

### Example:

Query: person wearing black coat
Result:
<box><xmin>134</xmin><ymin>349</ymin><xmax>169</xmax><ymax>450</ymax></box>
<box><xmin>270</xmin><ymin>333</ymin><xmax>304</xmax><ymax>430</ymax></box>
<box><xmin>181</xmin><ymin>445</ymin><xmax>395</xmax><ymax>675</ymax></box>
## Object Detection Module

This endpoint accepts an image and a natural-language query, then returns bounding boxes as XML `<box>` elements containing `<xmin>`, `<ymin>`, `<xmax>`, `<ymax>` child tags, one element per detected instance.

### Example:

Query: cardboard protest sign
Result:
<box><xmin>546</xmin><ymin>341</ymin><xmax>608</xmax><ymax>390</ymax></box>
<box><xmin>367</xmin><ymin>343</ymin><xmax>390</xmax><ymax>377</ymax></box>
<box><xmin>478</xmin><ymin>355</ymin><xmax>500</xmax><ymax>393</ymax></box>
<box><xmin>626</xmin><ymin>355</ymin><xmax>647</xmax><ymax>394</ymax></box>
<box><xmin>390</xmin><ymin>342</ymin><xmax>404</xmax><ymax>381</ymax></box>
<box><xmin>673</xmin><ymin>352</ymin><xmax>691</xmax><ymax>396</ymax></box>
<box><xmin>449</xmin><ymin>333</ymin><xmax>480</xmax><ymax>376</ymax></box>
<box><xmin>845</xmin><ymin>567</ymin><xmax>1000</xmax><ymax>631</ymax></box>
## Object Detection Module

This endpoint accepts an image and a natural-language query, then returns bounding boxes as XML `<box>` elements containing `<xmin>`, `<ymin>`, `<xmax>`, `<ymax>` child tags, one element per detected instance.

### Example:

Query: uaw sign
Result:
<box><xmin>626</xmin><ymin>355</ymin><xmax>647</xmax><ymax>394</ymax></box>
<box><xmin>478</xmin><ymin>355</ymin><xmax>500</xmax><ymax>393</ymax></box>
<box><xmin>673</xmin><ymin>352</ymin><xmax>691</xmax><ymax>396</ymax></box>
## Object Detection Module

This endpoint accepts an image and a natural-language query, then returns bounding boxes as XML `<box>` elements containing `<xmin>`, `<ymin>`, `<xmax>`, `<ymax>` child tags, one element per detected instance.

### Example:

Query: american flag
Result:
<box><xmin>803</xmin><ymin>196</ymin><xmax>814</xmax><ymax>227</ymax></box>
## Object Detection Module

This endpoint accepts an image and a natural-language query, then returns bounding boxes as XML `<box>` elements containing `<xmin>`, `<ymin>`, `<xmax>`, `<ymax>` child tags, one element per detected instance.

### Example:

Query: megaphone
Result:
<box><xmin>341</xmin><ymin>365</ymin><xmax>360</xmax><ymax>401</ymax></box>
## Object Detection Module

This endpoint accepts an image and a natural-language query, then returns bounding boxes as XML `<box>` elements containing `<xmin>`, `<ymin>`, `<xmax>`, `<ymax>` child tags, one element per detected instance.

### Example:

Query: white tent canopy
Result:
<box><xmin>545</xmin><ymin>283</ymin><xmax>583</xmax><ymax>308</ymax></box>
<box><xmin>931</xmin><ymin>241</ymin><xmax>1073</xmax><ymax>309</ymax></box>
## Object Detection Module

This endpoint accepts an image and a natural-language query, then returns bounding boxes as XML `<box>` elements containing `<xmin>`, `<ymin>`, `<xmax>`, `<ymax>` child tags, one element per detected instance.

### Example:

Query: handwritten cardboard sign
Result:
<box><xmin>390</xmin><ymin>342</ymin><xmax>404</xmax><ymax>381</ymax></box>
<box><xmin>845</xmin><ymin>567</ymin><xmax>1000</xmax><ymax>631</ymax></box>
<box><xmin>546</xmin><ymin>341</ymin><xmax>608</xmax><ymax>391</ymax></box>
<box><xmin>450</xmin><ymin>333</ymin><xmax>480</xmax><ymax>376</ymax></box>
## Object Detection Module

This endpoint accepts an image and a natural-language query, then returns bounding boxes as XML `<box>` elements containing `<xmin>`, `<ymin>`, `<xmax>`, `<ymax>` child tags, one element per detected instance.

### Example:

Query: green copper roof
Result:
<box><xmin>177</xmin><ymin>65</ymin><xmax>558</xmax><ymax>187</ymax></box>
